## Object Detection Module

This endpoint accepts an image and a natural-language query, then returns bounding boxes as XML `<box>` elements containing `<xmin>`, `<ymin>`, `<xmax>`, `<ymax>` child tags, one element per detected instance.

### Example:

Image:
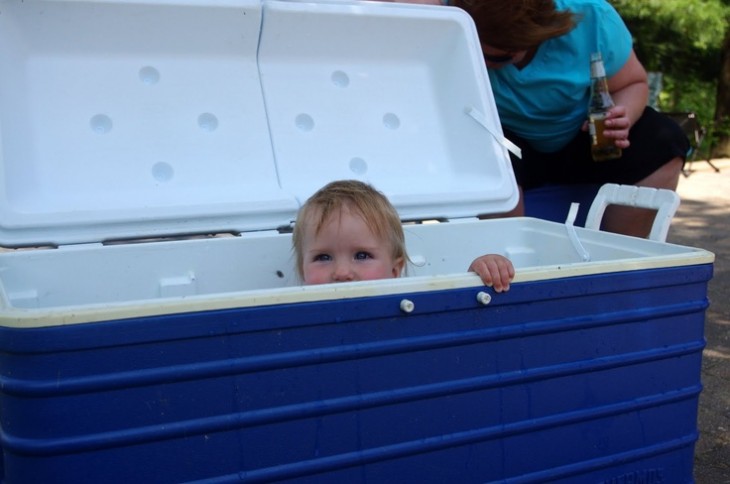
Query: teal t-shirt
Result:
<box><xmin>486</xmin><ymin>0</ymin><xmax>633</xmax><ymax>152</ymax></box>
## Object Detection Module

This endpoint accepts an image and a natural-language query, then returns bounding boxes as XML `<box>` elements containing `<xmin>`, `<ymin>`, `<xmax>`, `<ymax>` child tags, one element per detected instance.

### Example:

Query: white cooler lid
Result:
<box><xmin>0</xmin><ymin>0</ymin><xmax>517</xmax><ymax>247</ymax></box>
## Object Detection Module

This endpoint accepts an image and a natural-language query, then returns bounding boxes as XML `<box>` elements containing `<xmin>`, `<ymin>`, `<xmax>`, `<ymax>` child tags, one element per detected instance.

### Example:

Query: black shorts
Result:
<box><xmin>507</xmin><ymin>107</ymin><xmax>690</xmax><ymax>190</ymax></box>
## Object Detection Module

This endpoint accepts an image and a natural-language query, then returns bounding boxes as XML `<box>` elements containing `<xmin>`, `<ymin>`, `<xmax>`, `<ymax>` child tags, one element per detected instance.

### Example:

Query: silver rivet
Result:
<box><xmin>476</xmin><ymin>291</ymin><xmax>492</xmax><ymax>306</ymax></box>
<box><xmin>400</xmin><ymin>299</ymin><xmax>415</xmax><ymax>313</ymax></box>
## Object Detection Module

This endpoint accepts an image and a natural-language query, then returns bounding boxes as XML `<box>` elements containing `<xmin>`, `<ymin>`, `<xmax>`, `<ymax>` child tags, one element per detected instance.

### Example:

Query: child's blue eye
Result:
<box><xmin>355</xmin><ymin>251</ymin><xmax>373</xmax><ymax>261</ymax></box>
<box><xmin>313</xmin><ymin>254</ymin><xmax>331</xmax><ymax>262</ymax></box>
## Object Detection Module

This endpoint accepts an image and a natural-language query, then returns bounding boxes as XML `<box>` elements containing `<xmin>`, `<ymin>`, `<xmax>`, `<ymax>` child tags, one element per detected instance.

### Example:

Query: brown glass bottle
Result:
<box><xmin>588</xmin><ymin>52</ymin><xmax>622</xmax><ymax>161</ymax></box>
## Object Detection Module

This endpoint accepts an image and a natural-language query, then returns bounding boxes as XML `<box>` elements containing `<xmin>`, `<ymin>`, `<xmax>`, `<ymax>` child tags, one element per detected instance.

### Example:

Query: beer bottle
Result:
<box><xmin>588</xmin><ymin>52</ymin><xmax>622</xmax><ymax>161</ymax></box>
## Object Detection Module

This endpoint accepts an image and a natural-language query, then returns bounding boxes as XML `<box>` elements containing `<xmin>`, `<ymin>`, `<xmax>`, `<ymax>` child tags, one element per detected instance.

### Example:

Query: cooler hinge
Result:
<box><xmin>58</xmin><ymin>242</ymin><xmax>104</xmax><ymax>250</ymax></box>
<box><xmin>440</xmin><ymin>217</ymin><xmax>479</xmax><ymax>224</ymax></box>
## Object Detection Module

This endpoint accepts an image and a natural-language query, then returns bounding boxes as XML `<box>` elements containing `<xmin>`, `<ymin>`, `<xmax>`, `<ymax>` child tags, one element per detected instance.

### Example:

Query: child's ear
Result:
<box><xmin>392</xmin><ymin>257</ymin><xmax>405</xmax><ymax>278</ymax></box>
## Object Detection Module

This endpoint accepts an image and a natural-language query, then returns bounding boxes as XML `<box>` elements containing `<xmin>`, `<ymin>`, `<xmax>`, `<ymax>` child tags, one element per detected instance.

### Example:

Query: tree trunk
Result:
<box><xmin>712</xmin><ymin>26</ymin><xmax>730</xmax><ymax>157</ymax></box>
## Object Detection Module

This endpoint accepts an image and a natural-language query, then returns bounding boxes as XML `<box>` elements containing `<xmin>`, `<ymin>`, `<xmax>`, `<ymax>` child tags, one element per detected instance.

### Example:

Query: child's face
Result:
<box><xmin>301</xmin><ymin>205</ymin><xmax>403</xmax><ymax>285</ymax></box>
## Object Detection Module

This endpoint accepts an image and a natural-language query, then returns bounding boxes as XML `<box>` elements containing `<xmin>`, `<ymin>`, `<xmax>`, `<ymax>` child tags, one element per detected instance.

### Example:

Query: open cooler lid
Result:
<box><xmin>0</xmin><ymin>0</ymin><xmax>517</xmax><ymax>247</ymax></box>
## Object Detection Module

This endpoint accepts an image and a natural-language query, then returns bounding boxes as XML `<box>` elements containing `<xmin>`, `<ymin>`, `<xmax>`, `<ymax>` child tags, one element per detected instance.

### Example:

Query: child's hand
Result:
<box><xmin>468</xmin><ymin>254</ymin><xmax>515</xmax><ymax>293</ymax></box>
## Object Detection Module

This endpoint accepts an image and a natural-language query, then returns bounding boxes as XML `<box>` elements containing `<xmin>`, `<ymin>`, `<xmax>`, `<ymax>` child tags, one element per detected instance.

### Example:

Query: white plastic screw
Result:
<box><xmin>476</xmin><ymin>291</ymin><xmax>492</xmax><ymax>306</ymax></box>
<box><xmin>400</xmin><ymin>299</ymin><xmax>415</xmax><ymax>313</ymax></box>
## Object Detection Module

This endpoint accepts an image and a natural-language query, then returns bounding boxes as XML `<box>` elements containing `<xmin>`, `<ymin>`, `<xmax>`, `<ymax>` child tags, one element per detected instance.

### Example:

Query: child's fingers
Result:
<box><xmin>468</xmin><ymin>256</ymin><xmax>515</xmax><ymax>292</ymax></box>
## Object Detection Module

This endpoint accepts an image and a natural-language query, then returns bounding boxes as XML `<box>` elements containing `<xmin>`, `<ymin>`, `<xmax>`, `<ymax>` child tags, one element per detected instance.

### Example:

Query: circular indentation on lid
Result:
<box><xmin>90</xmin><ymin>114</ymin><xmax>113</xmax><ymax>134</ymax></box>
<box><xmin>349</xmin><ymin>157</ymin><xmax>368</xmax><ymax>174</ymax></box>
<box><xmin>295</xmin><ymin>113</ymin><xmax>315</xmax><ymax>132</ymax></box>
<box><xmin>331</xmin><ymin>70</ymin><xmax>350</xmax><ymax>88</ymax></box>
<box><xmin>198</xmin><ymin>113</ymin><xmax>219</xmax><ymax>132</ymax></box>
<box><xmin>139</xmin><ymin>66</ymin><xmax>160</xmax><ymax>85</ymax></box>
<box><xmin>152</xmin><ymin>162</ymin><xmax>174</xmax><ymax>182</ymax></box>
<box><xmin>383</xmin><ymin>112</ymin><xmax>401</xmax><ymax>130</ymax></box>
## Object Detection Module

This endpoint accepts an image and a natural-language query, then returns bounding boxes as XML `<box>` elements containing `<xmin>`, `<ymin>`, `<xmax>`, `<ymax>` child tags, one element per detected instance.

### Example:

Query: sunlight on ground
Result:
<box><xmin>704</xmin><ymin>348</ymin><xmax>730</xmax><ymax>360</ymax></box>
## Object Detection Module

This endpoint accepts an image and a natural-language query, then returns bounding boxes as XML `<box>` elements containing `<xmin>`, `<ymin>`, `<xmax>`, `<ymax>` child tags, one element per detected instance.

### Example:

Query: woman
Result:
<box><xmin>452</xmin><ymin>0</ymin><xmax>688</xmax><ymax>238</ymax></box>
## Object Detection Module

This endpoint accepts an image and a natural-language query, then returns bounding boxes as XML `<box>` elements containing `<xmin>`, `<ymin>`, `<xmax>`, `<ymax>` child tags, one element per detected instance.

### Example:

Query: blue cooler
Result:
<box><xmin>0</xmin><ymin>0</ymin><xmax>714</xmax><ymax>482</ymax></box>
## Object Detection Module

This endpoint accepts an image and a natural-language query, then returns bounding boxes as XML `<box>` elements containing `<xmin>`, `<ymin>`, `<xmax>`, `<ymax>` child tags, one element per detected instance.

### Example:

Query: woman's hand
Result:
<box><xmin>582</xmin><ymin>105</ymin><xmax>632</xmax><ymax>149</ymax></box>
<box><xmin>583</xmin><ymin>49</ymin><xmax>649</xmax><ymax>149</ymax></box>
<box><xmin>603</xmin><ymin>105</ymin><xmax>632</xmax><ymax>149</ymax></box>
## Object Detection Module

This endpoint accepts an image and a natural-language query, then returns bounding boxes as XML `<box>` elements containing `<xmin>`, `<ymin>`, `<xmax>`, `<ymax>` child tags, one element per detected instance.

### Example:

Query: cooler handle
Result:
<box><xmin>585</xmin><ymin>183</ymin><xmax>680</xmax><ymax>242</ymax></box>
<box><xmin>566</xmin><ymin>202</ymin><xmax>591</xmax><ymax>261</ymax></box>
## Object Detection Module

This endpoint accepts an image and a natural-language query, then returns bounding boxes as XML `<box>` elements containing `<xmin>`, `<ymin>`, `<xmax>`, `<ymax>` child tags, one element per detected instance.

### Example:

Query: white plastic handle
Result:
<box><xmin>565</xmin><ymin>202</ymin><xmax>591</xmax><ymax>261</ymax></box>
<box><xmin>585</xmin><ymin>183</ymin><xmax>680</xmax><ymax>242</ymax></box>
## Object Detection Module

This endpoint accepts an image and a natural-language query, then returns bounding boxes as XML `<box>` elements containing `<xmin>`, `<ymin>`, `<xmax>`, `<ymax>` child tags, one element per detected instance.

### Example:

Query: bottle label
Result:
<box><xmin>589</xmin><ymin>113</ymin><xmax>622</xmax><ymax>161</ymax></box>
<box><xmin>588</xmin><ymin>112</ymin><xmax>607</xmax><ymax>138</ymax></box>
<box><xmin>591</xmin><ymin>61</ymin><xmax>606</xmax><ymax>78</ymax></box>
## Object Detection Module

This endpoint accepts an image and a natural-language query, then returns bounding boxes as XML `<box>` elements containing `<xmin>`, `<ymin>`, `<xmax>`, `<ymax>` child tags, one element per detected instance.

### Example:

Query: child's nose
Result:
<box><xmin>332</xmin><ymin>261</ymin><xmax>355</xmax><ymax>282</ymax></box>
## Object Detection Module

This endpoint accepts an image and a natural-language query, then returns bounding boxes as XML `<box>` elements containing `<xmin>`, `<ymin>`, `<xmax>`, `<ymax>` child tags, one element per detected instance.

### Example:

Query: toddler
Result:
<box><xmin>292</xmin><ymin>180</ymin><xmax>514</xmax><ymax>291</ymax></box>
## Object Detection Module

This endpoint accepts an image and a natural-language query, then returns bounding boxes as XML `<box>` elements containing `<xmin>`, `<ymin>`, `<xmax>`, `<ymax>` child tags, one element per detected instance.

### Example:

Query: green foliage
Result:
<box><xmin>610</xmin><ymin>0</ymin><xmax>729</xmax><ymax>158</ymax></box>
<box><xmin>661</xmin><ymin>77</ymin><xmax>718</xmax><ymax>158</ymax></box>
<box><xmin>611</xmin><ymin>0</ymin><xmax>726</xmax><ymax>81</ymax></box>
<box><xmin>612</xmin><ymin>0</ymin><xmax>727</xmax><ymax>50</ymax></box>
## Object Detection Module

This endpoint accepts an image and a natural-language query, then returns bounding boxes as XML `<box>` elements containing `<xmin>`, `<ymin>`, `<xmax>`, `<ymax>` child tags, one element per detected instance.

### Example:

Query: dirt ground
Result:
<box><xmin>669</xmin><ymin>158</ymin><xmax>730</xmax><ymax>483</ymax></box>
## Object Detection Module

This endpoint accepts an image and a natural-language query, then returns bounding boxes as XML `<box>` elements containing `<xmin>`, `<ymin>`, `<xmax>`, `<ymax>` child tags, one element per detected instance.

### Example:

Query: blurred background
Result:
<box><xmin>611</xmin><ymin>0</ymin><xmax>730</xmax><ymax>161</ymax></box>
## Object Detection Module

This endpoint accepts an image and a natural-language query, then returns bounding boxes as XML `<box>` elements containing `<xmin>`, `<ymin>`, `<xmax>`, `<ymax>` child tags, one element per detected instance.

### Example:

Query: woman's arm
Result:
<box><xmin>603</xmin><ymin>49</ymin><xmax>649</xmax><ymax>148</ymax></box>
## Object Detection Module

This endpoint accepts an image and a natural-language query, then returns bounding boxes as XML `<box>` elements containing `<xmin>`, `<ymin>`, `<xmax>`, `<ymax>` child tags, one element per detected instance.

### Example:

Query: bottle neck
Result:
<box><xmin>591</xmin><ymin>59</ymin><xmax>607</xmax><ymax>79</ymax></box>
<box><xmin>589</xmin><ymin>61</ymin><xmax>614</xmax><ymax>111</ymax></box>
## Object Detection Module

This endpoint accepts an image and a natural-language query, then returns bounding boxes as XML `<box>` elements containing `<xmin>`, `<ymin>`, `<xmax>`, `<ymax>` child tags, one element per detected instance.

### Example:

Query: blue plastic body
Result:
<box><xmin>0</xmin><ymin>264</ymin><xmax>711</xmax><ymax>483</ymax></box>
<box><xmin>524</xmin><ymin>184</ymin><xmax>601</xmax><ymax>226</ymax></box>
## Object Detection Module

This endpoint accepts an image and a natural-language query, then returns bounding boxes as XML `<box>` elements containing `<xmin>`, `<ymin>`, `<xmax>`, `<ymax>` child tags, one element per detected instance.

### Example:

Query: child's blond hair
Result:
<box><xmin>292</xmin><ymin>180</ymin><xmax>406</xmax><ymax>280</ymax></box>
